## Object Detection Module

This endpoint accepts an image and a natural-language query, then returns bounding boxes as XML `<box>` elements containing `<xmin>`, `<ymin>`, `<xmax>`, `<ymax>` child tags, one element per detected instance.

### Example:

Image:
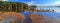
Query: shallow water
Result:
<box><xmin>0</xmin><ymin>12</ymin><xmax>60</xmax><ymax>23</ymax></box>
<box><xmin>36</xmin><ymin>7</ymin><xmax>60</xmax><ymax>12</ymax></box>
<box><xmin>21</xmin><ymin>12</ymin><xmax>60</xmax><ymax>23</ymax></box>
<box><xmin>21</xmin><ymin>12</ymin><xmax>60</xmax><ymax>18</ymax></box>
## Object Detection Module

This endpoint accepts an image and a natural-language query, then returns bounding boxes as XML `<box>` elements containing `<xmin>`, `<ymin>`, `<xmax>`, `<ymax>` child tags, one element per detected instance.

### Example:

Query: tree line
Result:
<box><xmin>0</xmin><ymin>1</ymin><xmax>28</xmax><ymax>12</ymax></box>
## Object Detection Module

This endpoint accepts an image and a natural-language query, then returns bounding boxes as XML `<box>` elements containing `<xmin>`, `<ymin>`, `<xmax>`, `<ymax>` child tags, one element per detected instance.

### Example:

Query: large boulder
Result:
<box><xmin>0</xmin><ymin>12</ymin><xmax>25</xmax><ymax>23</ymax></box>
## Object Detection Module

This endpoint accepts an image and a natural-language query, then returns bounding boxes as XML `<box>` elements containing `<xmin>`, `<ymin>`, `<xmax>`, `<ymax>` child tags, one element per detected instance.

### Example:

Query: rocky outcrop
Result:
<box><xmin>29</xmin><ymin>14</ymin><xmax>45</xmax><ymax>23</ymax></box>
<box><xmin>0</xmin><ymin>12</ymin><xmax>25</xmax><ymax>23</ymax></box>
<box><xmin>0</xmin><ymin>12</ymin><xmax>55</xmax><ymax>23</ymax></box>
<box><xmin>3</xmin><ymin>12</ymin><xmax>25</xmax><ymax>19</ymax></box>
<box><xmin>29</xmin><ymin>14</ymin><xmax>54</xmax><ymax>23</ymax></box>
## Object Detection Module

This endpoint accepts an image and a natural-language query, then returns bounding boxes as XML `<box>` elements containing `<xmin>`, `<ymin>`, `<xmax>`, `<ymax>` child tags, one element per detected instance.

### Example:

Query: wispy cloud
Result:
<box><xmin>52</xmin><ymin>1</ymin><xmax>60</xmax><ymax>6</ymax></box>
<box><xmin>27</xmin><ymin>1</ymin><xmax>35</xmax><ymax>5</ymax></box>
<box><xmin>43</xmin><ymin>1</ymin><xmax>60</xmax><ymax>6</ymax></box>
<box><xmin>26</xmin><ymin>1</ymin><xmax>42</xmax><ymax>6</ymax></box>
<box><xmin>27</xmin><ymin>0</ymin><xmax>60</xmax><ymax>6</ymax></box>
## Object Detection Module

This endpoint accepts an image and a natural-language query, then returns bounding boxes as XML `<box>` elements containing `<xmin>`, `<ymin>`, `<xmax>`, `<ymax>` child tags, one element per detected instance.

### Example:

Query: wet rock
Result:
<box><xmin>3</xmin><ymin>12</ymin><xmax>25</xmax><ymax>19</ymax></box>
<box><xmin>29</xmin><ymin>14</ymin><xmax>45</xmax><ymax>23</ymax></box>
<box><xmin>44</xmin><ymin>16</ymin><xmax>54</xmax><ymax>23</ymax></box>
<box><xmin>0</xmin><ymin>12</ymin><xmax>25</xmax><ymax>23</ymax></box>
<box><xmin>29</xmin><ymin>14</ymin><xmax>54</xmax><ymax>23</ymax></box>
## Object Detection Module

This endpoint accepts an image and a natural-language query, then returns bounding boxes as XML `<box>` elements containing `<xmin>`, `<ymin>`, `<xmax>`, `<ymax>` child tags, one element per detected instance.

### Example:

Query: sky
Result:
<box><xmin>1</xmin><ymin>0</ymin><xmax>60</xmax><ymax>6</ymax></box>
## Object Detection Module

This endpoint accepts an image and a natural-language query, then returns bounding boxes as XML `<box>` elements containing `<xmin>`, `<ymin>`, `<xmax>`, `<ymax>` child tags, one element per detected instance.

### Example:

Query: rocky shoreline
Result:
<box><xmin>0</xmin><ymin>12</ymin><xmax>54</xmax><ymax>23</ymax></box>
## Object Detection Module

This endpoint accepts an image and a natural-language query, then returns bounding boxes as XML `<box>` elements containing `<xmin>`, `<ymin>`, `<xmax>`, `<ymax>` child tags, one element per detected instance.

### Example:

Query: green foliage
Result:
<box><xmin>0</xmin><ymin>1</ymin><xmax>28</xmax><ymax>12</ymax></box>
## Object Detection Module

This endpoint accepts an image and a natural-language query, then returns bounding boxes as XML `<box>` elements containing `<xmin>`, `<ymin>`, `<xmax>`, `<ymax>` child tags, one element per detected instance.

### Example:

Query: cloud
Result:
<box><xmin>42</xmin><ymin>1</ymin><xmax>60</xmax><ymax>6</ymax></box>
<box><xmin>26</xmin><ymin>0</ymin><xmax>45</xmax><ymax>6</ymax></box>
<box><xmin>0</xmin><ymin>0</ymin><xmax>8</xmax><ymax>1</ymax></box>
<box><xmin>26</xmin><ymin>0</ymin><xmax>60</xmax><ymax>6</ymax></box>
<box><xmin>27</xmin><ymin>0</ymin><xmax>36</xmax><ymax>6</ymax></box>
<box><xmin>53</xmin><ymin>1</ymin><xmax>60</xmax><ymax>6</ymax></box>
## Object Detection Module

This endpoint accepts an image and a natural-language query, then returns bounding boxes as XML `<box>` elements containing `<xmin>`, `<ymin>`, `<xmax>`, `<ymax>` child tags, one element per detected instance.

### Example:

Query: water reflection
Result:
<box><xmin>36</xmin><ymin>7</ymin><xmax>60</xmax><ymax>12</ymax></box>
<box><xmin>21</xmin><ymin>12</ymin><xmax>60</xmax><ymax>23</ymax></box>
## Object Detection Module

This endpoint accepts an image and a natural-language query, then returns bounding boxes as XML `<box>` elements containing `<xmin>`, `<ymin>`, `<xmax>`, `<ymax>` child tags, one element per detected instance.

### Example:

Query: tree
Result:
<box><xmin>0</xmin><ymin>1</ymin><xmax>28</xmax><ymax>12</ymax></box>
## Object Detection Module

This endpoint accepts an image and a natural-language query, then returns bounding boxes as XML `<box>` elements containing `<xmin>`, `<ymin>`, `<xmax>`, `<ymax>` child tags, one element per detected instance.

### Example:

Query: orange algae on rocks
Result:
<box><xmin>29</xmin><ymin>14</ymin><xmax>45</xmax><ymax>23</ymax></box>
<box><xmin>29</xmin><ymin>14</ymin><xmax>54</xmax><ymax>23</ymax></box>
<box><xmin>0</xmin><ymin>12</ymin><xmax>25</xmax><ymax>23</ymax></box>
<box><xmin>3</xmin><ymin>12</ymin><xmax>25</xmax><ymax>20</ymax></box>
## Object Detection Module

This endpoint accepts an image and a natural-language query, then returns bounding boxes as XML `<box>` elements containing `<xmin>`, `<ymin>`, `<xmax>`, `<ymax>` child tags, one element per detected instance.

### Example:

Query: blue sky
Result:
<box><xmin>2</xmin><ymin>0</ymin><xmax>60</xmax><ymax>6</ymax></box>
<box><xmin>8</xmin><ymin>0</ymin><xmax>31</xmax><ymax>2</ymax></box>
<box><xmin>8</xmin><ymin>0</ymin><xmax>54</xmax><ymax>4</ymax></box>
<box><xmin>8</xmin><ymin>0</ymin><xmax>60</xmax><ymax>5</ymax></box>
<box><xmin>8</xmin><ymin>0</ymin><xmax>59</xmax><ymax>4</ymax></box>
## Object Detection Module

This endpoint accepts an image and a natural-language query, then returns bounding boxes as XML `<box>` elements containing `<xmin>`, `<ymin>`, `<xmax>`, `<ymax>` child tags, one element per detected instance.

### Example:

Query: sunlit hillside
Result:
<box><xmin>0</xmin><ymin>1</ymin><xmax>28</xmax><ymax>12</ymax></box>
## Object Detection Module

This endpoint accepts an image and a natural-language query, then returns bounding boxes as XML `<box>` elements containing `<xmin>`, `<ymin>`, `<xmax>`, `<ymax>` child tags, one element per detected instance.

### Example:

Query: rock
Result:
<box><xmin>44</xmin><ymin>16</ymin><xmax>54</xmax><ymax>23</ymax></box>
<box><xmin>0</xmin><ymin>12</ymin><xmax>25</xmax><ymax>23</ymax></box>
<box><xmin>3</xmin><ymin>12</ymin><xmax>25</xmax><ymax>19</ymax></box>
<box><xmin>29</xmin><ymin>14</ymin><xmax>45</xmax><ymax>23</ymax></box>
<box><xmin>29</xmin><ymin>14</ymin><xmax>54</xmax><ymax>23</ymax></box>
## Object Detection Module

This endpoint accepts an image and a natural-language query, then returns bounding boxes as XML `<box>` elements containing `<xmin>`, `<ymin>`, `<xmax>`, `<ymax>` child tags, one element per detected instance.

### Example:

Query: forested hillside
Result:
<box><xmin>0</xmin><ymin>1</ymin><xmax>28</xmax><ymax>12</ymax></box>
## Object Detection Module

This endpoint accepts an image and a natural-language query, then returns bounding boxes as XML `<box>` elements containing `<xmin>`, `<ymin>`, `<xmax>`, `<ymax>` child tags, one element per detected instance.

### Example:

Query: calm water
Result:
<box><xmin>21</xmin><ymin>7</ymin><xmax>60</xmax><ymax>18</ymax></box>
<box><xmin>21</xmin><ymin>12</ymin><xmax>60</xmax><ymax>18</ymax></box>
<box><xmin>36</xmin><ymin>7</ymin><xmax>60</xmax><ymax>12</ymax></box>
<box><xmin>21</xmin><ymin>7</ymin><xmax>60</xmax><ymax>23</ymax></box>
<box><xmin>21</xmin><ymin>12</ymin><xmax>60</xmax><ymax>23</ymax></box>
<box><xmin>1</xmin><ymin>7</ymin><xmax>60</xmax><ymax>23</ymax></box>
